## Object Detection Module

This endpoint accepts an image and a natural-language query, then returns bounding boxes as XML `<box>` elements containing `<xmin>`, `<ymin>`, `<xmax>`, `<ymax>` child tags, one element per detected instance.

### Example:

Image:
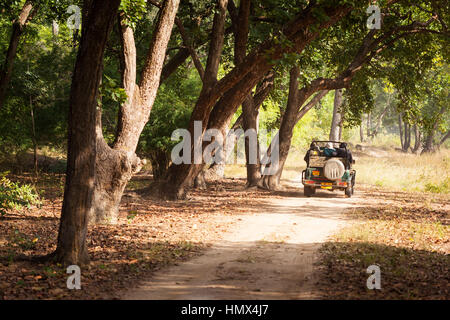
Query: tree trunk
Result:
<box><xmin>54</xmin><ymin>0</ymin><xmax>121</xmax><ymax>266</ymax></box>
<box><xmin>234</xmin><ymin>0</ymin><xmax>260</xmax><ymax>187</ymax></box>
<box><xmin>398</xmin><ymin>114</ymin><xmax>404</xmax><ymax>150</ymax></box>
<box><xmin>163</xmin><ymin>0</ymin><xmax>229</xmax><ymax>199</ymax></box>
<box><xmin>360</xmin><ymin>115</ymin><xmax>365</xmax><ymax>142</ymax></box>
<box><xmin>92</xmin><ymin>131</ymin><xmax>141</xmax><ymax>224</ymax></box>
<box><xmin>372</xmin><ymin>104</ymin><xmax>389</xmax><ymax>137</ymax></box>
<box><xmin>412</xmin><ymin>124</ymin><xmax>421</xmax><ymax>154</ymax></box>
<box><xmin>422</xmin><ymin>132</ymin><xmax>435</xmax><ymax>154</ymax></box>
<box><xmin>91</xmin><ymin>0</ymin><xmax>180</xmax><ymax>224</ymax></box>
<box><xmin>149</xmin><ymin>150</ymin><xmax>170</xmax><ymax>181</ymax></box>
<box><xmin>242</xmin><ymin>97</ymin><xmax>261</xmax><ymax>186</ymax></box>
<box><xmin>403</xmin><ymin>122</ymin><xmax>411</xmax><ymax>152</ymax></box>
<box><xmin>52</xmin><ymin>20</ymin><xmax>59</xmax><ymax>36</ymax></box>
<box><xmin>259</xmin><ymin>67</ymin><xmax>300</xmax><ymax>190</ymax></box>
<box><xmin>259</xmin><ymin>89</ymin><xmax>328</xmax><ymax>190</ymax></box>
<box><xmin>30</xmin><ymin>96</ymin><xmax>38</xmax><ymax>176</ymax></box>
<box><xmin>367</xmin><ymin>112</ymin><xmax>372</xmax><ymax>138</ymax></box>
<box><xmin>0</xmin><ymin>1</ymin><xmax>37</xmax><ymax>109</ymax></box>
<box><xmin>329</xmin><ymin>89</ymin><xmax>342</xmax><ymax>141</ymax></box>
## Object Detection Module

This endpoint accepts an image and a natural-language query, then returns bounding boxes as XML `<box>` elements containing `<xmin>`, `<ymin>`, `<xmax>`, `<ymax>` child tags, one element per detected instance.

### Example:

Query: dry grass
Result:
<box><xmin>353</xmin><ymin>149</ymin><xmax>450</xmax><ymax>193</ymax></box>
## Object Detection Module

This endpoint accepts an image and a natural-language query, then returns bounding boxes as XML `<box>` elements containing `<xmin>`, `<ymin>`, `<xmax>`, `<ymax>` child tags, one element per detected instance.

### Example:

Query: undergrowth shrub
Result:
<box><xmin>0</xmin><ymin>174</ymin><xmax>42</xmax><ymax>216</ymax></box>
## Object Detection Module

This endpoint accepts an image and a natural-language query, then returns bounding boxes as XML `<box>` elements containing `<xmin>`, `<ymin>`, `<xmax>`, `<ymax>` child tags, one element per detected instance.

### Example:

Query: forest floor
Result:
<box><xmin>0</xmin><ymin>171</ymin><xmax>448</xmax><ymax>299</ymax></box>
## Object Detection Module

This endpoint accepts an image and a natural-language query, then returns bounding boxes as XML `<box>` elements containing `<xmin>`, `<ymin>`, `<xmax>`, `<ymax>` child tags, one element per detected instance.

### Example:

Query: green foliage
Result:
<box><xmin>343</xmin><ymin>73</ymin><xmax>375</xmax><ymax>127</ymax></box>
<box><xmin>119</xmin><ymin>0</ymin><xmax>149</xmax><ymax>29</ymax></box>
<box><xmin>138</xmin><ymin>67</ymin><xmax>201</xmax><ymax>156</ymax></box>
<box><xmin>0</xmin><ymin>175</ymin><xmax>42</xmax><ymax>216</ymax></box>
<box><xmin>424</xmin><ymin>179</ymin><xmax>450</xmax><ymax>194</ymax></box>
<box><xmin>0</xmin><ymin>21</ymin><xmax>75</xmax><ymax>154</ymax></box>
<box><xmin>99</xmin><ymin>75</ymin><xmax>128</xmax><ymax>108</ymax></box>
<box><xmin>0</xmin><ymin>0</ymin><xmax>448</xmax><ymax>179</ymax></box>
<box><xmin>291</xmin><ymin>91</ymin><xmax>335</xmax><ymax>150</ymax></box>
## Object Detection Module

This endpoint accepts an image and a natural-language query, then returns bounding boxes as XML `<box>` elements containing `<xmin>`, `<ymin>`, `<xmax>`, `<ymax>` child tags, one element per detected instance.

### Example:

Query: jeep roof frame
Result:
<box><xmin>310</xmin><ymin>140</ymin><xmax>349</xmax><ymax>149</ymax></box>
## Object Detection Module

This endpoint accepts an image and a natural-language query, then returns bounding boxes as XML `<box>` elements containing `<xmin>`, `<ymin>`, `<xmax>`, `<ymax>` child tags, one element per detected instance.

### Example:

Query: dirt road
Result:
<box><xmin>122</xmin><ymin>186</ymin><xmax>360</xmax><ymax>300</ymax></box>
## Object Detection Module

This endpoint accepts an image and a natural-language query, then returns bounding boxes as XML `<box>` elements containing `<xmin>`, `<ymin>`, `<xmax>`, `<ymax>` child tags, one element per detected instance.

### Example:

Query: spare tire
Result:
<box><xmin>324</xmin><ymin>159</ymin><xmax>345</xmax><ymax>181</ymax></box>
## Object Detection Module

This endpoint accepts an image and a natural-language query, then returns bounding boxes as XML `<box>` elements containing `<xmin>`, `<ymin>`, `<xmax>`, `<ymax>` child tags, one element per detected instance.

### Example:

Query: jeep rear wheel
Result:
<box><xmin>304</xmin><ymin>186</ymin><xmax>315</xmax><ymax>197</ymax></box>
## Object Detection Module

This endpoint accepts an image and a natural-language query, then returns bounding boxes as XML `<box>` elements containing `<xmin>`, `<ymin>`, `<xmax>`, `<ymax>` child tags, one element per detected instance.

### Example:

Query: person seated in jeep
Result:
<box><xmin>336</xmin><ymin>142</ymin><xmax>353</xmax><ymax>169</ymax></box>
<box><xmin>304</xmin><ymin>142</ymin><xmax>320</xmax><ymax>166</ymax></box>
<box><xmin>323</xmin><ymin>142</ymin><xmax>337</xmax><ymax>157</ymax></box>
<box><xmin>304</xmin><ymin>141</ymin><xmax>353</xmax><ymax>169</ymax></box>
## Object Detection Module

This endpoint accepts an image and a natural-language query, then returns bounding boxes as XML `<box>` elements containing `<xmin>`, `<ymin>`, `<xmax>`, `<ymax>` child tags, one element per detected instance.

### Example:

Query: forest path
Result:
<box><xmin>122</xmin><ymin>185</ymin><xmax>362</xmax><ymax>300</ymax></box>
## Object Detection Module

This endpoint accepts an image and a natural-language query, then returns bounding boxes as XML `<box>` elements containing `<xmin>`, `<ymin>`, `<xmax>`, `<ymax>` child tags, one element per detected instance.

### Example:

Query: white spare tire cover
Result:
<box><xmin>324</xmin><ymin>159</ymin><xmax>345</xmax><ymax>181</ymax></box>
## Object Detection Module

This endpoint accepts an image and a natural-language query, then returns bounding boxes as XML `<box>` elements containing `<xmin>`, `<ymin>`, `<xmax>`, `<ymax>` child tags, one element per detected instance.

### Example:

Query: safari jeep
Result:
<box><xmin>301</xmin><ymin>141</ymin><xmax>356</xmax><ymax>197</ymax></box>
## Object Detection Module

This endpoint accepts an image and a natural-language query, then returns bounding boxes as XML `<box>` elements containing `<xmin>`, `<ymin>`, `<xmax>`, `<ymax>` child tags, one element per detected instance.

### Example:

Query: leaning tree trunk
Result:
<box><xmin>372</xmin><ymin>104</ymin><xmax>389</xmax><ymax>137</ymax></box>
<box><xmin>90</xmin><ymin>0</ymin><xmax>180</xmax><ymax>224</ymax></box>
<box><xmin>259</xmin><ymin>89</ymin><xmax>328</xmax><ymax>190</ymax></box>
<box><xmin>329</xmin><ymin>89</ymin><xmax>343</xmax><ymax>141</ymax></box>
<box><xmin>206</xmin><ymin>72</ymin><xmax>274</xmax><ymax>182</ymax></box>
<box><xmin>439</xmin><ymin>130</ymin><xmax>450</xmax><ymax>148</ymax></box>
<box><xmin>0</xmin><ymin>1</ymin><xmax>37</xmax><ymax>109</ymax></box>
<box><xmin>163</xmin><ymin>0</ymin><xmax>229</xmax><ymax>200</ymax></box>
<box><xmin>54</xmin><ymin>0</ymin><xmax>121</xmax><ymax>266</ymax></box>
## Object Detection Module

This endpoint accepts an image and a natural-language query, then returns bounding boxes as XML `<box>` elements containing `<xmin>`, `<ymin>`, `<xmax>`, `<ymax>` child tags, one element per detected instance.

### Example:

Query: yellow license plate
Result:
<box><xmin>321</xmin><ymin>183</ymin><xmax>332</xmax><ymax>189</ymax></box>
<box><xmin>312</xmin><ymin>170</ymin><xmax>320</xmax><ymax>176</ymax></box>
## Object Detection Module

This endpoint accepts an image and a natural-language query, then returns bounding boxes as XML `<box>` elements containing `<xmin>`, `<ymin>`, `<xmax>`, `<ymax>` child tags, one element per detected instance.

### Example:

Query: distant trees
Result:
<box><xmin>0</xmin><ymin>1</ymin><xmax>37</xmax><ymax>109</ymax></box>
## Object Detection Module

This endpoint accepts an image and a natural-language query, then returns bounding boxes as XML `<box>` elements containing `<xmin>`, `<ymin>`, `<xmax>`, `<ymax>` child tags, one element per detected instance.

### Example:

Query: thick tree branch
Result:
<box><xmin>175</xmin><ymin>18</ymin><xmax>205</xmax><ymax>80</ymax></box>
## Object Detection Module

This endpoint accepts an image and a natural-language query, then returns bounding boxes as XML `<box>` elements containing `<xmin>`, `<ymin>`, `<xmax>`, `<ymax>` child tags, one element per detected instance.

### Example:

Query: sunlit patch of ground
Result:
<box><xmin>316</xmin><ymin>184</ymin><xmax>449</xmax><ymax>300</ymax></box>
